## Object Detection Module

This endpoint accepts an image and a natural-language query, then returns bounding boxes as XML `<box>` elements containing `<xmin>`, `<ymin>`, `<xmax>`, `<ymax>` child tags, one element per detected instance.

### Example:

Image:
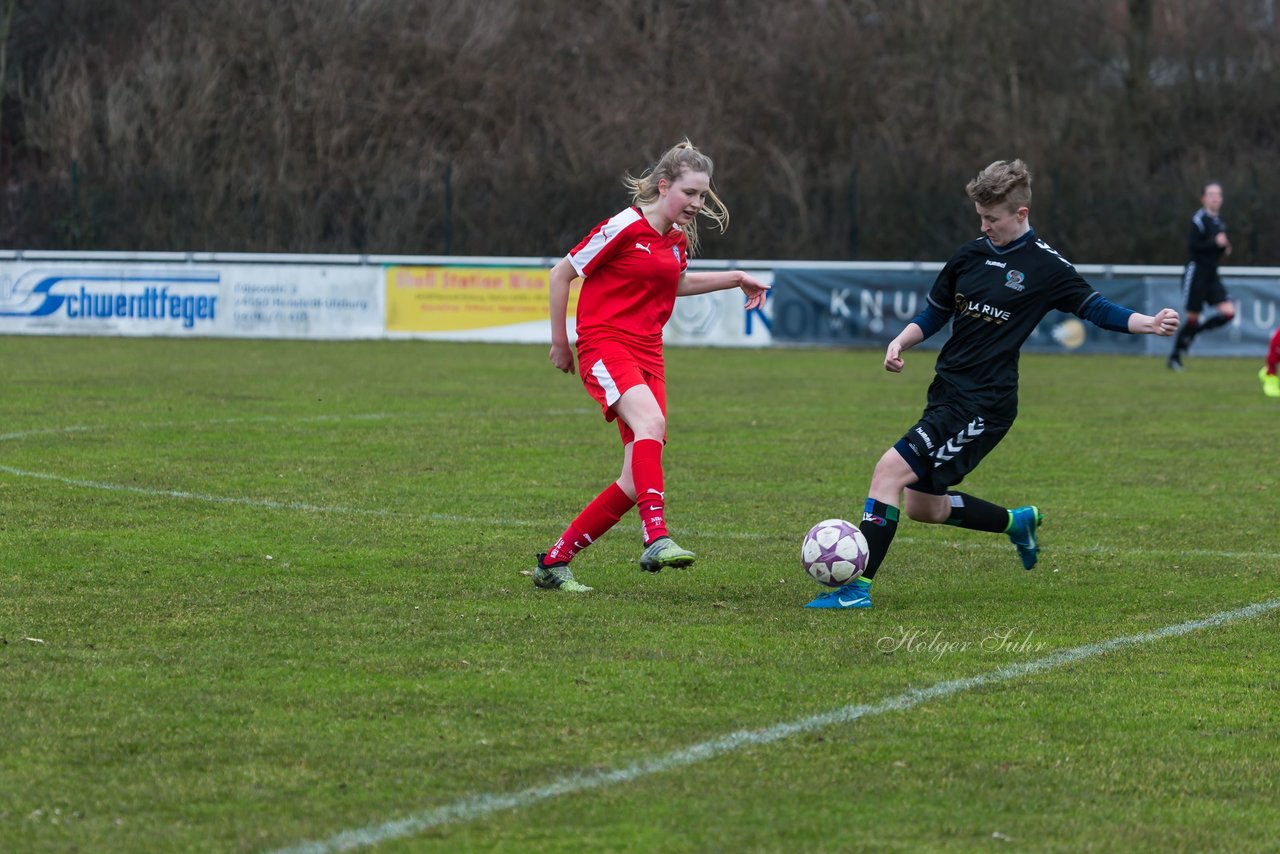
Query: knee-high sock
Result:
<box><xmin>858</xmin><ymin>498</ymin><xmax>899</xmax><ymax>581</ymax></box>
<box><xmin>943</xmin><ymin>491</ymin><xmax>1010</xmax><ymax>533</ymax></box>
<box><xmin>1173</xmin><ymin>319</ymin><xmax>1199</xmax><ymax>354</ymax></box>
<box><xmin>545</xmin><ymin>483</ymin><xmax>635</xmax><ymax>564</ymax></box>
<box><xmin>1268</xmin><ymin>327</ymin><xmax>1280</xmax><ymax>374</ymax></box>
<box><xmin>631</xmin><ymin>438</ymin><xmax>669</xmax><ymax>544</ymax></box>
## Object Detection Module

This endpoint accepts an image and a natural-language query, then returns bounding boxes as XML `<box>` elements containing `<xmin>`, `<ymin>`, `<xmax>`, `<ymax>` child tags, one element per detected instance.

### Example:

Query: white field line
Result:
<box><xmin>0</xmin><ymin>463</ymin><xmax>534</xmax><ymax>527</ymax></box>
<box><xmin>273</xmin><ymin>596</ymin><xmax>1280</xmax><ymax>854</ymax></box>
<box><xmin>2</xmin><ymin>462</ymin><xmax>1280</xmax><ymax>559</ymax></box>
<box><xmin>0</xmin><ymin>464</ymin><xmax>408</xmax><ymax>518</ymax></box>
<box><xmin>0</xmin><ymin>413</ymin><xmax>390</xmax><ymax>443</ymax></box>
<box><xmin>0</xmin><ymin>412</ymin><xmax>485</xmax><ymax>524</ymax></box>
<box><xmin>3</xmin><ymin>416</ymin><xmax>1279</xmax><ymax>557</ymax></box>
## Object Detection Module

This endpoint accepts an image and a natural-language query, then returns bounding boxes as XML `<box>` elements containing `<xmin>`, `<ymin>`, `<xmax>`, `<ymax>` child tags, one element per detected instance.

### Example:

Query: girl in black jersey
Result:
<box><xmin>806</xmin><ymin>160</ymin><xmax>1181</xmax><ymax>609</ymax></box>
<box><xmin>1167</xmin><ymin>181</ymin><xmax>1234</xmax><ymax>371</ymax></box>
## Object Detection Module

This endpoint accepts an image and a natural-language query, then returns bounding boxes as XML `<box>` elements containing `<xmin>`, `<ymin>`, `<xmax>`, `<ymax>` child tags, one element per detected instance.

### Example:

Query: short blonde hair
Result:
<box><xmin>624</xmin><ymin>140</ymin><xmax>728</xmax><ymax>255</ymax></box>
<box><xmin>966</xmin><ymin>159</ymin><xmax>1032</xmax><ymax>212</ymax></box>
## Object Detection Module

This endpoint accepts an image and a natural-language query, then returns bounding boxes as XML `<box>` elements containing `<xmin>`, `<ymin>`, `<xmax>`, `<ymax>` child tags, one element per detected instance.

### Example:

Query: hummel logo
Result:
<box><xmin>985</xmin><ymin>259</ymin><xmax>1007</xmax><ymax>269</ymax></box>
<box><xmin>933</xmin><ymin>418</ymin><xmax>986</xmax><ymax>464</ymax></box>
<box><xmin>635</xmin><ymin>242</ymin><xmax>652</xmax><ymax>254</ymax></box>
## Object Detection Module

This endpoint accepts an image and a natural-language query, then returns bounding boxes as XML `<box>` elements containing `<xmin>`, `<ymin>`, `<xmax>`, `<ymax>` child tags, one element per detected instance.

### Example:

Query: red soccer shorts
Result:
<box><xmin>577</xmin><ymin>339</ymin><xmax>666</xmax><ymax>445</ymax></box>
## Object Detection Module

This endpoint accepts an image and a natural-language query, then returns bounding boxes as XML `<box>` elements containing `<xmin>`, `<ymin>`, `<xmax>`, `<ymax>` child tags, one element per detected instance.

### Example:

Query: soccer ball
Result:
<box><xmin>801</xmin><ymin>518</ymin><xmax>869</xmax><ymax>587</ymax></box>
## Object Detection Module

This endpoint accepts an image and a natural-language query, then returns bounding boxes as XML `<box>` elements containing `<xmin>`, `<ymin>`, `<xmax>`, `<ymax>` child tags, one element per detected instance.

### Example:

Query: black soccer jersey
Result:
<box><xmin>925</xmin><ymin>229</ymin><xmax>1102</xmax><ymax>419</ymax></box>
<box><xmin>1187</xmin><ymin>208</ymin><xmax>1227</xmax><ymax>269</ymax></box>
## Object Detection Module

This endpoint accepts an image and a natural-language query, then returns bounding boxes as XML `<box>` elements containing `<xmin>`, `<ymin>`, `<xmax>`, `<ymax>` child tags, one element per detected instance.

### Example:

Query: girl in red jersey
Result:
<box><xmin>1260</xmin><ymin>326</ymin><xmax>1280</xmax><ymax>398</ymax></box>
<box><xmin>534</xmin><ymin>140</ymin><xmax>769</xmax><ymax>592</ymax></box>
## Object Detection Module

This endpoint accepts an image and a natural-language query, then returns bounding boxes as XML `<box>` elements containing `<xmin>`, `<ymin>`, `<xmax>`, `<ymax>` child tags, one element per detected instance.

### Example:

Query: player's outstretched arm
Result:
<box><xmin>1129</xmin><ymin>307</ymin><xmax>1181</xmax><ymax>336</ymax></box>
<box><xmin>678</xmin><ymin>270</ymin><xmax>770</xmax><ymax>309</ymax></box>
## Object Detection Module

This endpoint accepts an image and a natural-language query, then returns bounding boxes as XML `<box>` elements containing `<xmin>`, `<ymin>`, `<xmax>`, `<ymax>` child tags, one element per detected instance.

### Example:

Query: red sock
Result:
<box><xmin>631</xmin><ymin>438</ymin><xmax>669</xmax><ymax>544</ymax></box>
<box><xmin>1268</xmin><ymin>327</ymin><xmax>1280</xmax><ymax>374</ymax></box>
<box><xmin>545</xmin><ymin>483</ymin><xmax>635</xmax><ymax>564</ymax></box>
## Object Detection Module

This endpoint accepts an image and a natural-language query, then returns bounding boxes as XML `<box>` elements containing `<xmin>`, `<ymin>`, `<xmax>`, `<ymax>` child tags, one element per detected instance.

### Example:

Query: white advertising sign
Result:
<box><xmin>0</xmin><ymin>261</ymin><xmax>383</xmax><ymax>339</ymax></box>
<box><xmin>662</xmin><ymin>271</ymin><xmax>775</xmax><ymax>348</ymax></box>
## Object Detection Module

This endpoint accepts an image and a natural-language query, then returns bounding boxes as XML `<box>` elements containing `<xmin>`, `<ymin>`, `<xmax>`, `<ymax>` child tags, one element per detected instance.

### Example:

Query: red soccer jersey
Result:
<box><xmin>567</xmin><ymin>206</ymin><xmax>688</xmax><ymax>352</ymax></box>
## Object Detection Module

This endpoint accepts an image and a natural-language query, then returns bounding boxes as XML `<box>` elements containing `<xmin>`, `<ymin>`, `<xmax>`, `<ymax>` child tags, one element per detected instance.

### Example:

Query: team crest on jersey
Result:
<box><xmin>1005</xmin><ymin>270</ymin><xmax>1026</xmax><ymax>291</ymax></box>
<box><xmin>671</xmin><ymin>245</ymin><xmax>682</xmax><ymax>265</ymax></box>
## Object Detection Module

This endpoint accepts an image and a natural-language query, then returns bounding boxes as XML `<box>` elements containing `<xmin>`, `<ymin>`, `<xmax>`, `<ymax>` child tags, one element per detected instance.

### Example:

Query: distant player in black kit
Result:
<box><xmin>1168</xmin><ymin>181</ymin><xmax>1233</xmax><ymax>371</ymax></box>
<box><xmin>807</xmin><ymin>159</ymin><xmax>1181</xmax><ymax>609</ymax></box>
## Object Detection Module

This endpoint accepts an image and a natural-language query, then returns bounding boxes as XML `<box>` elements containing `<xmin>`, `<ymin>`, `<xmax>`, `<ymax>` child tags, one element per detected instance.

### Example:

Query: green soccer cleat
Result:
<box><xmin>1007</xmin><ymin>505</ymin><xmax>1044</xmax><ymax>570</ymax></box>
<box><xmin>1259</xmin><ymin>367</ymin><xmax>1280</xmax><ymax>398</ymax></box>
<box><xmin>638</xmin><ymin>536</ymin><xmax>695</xmax><ymax>572</ymax></box>
<box><xmin>532</xmin><ymin>553</ymin><xmax>593</xmax><ymax>592</ymax></box>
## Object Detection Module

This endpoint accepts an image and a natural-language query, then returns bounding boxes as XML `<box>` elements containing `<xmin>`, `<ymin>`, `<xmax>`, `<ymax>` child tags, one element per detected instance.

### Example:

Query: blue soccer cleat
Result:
<box><xmin>804</xmin><ymin>580</ymin><xmax>872</xmax><ymax>609</ymax></box>
<box><xmin>1007</xmin><ymin>505</ymin><xmax>1044</xmax><ymax>570</ymax></box>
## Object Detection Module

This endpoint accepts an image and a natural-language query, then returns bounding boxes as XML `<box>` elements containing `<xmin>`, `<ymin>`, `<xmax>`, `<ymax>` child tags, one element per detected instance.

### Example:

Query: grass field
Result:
<box><xmin>1</xmin><ymin>335</ymin><xmax>1278</xmax><ymax>853</ymax></box>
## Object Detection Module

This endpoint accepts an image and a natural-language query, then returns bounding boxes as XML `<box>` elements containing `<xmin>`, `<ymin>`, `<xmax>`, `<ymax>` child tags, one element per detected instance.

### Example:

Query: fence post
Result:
<box><xmin>444</xmin><ymin>161</ymin><xmax>454</xmax><ymax>255</ymax></box>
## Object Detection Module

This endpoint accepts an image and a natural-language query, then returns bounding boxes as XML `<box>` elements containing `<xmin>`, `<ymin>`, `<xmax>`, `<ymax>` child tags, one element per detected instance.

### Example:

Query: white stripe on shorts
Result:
<box><xmin>590</xmin><ymin>358</ymin><xmax>621</xmax><ymax>407</ymax></box>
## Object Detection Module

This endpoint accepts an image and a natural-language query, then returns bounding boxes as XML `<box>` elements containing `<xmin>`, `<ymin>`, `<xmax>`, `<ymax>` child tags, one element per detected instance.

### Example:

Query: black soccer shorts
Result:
<box><xmin>893</xmin><ymin>398</ymin><xmax>1012</xmax><ymax>496</ymax></box>
<box><xmin>1181</xmin><ymin>262</ymin><xmax>1230</xmax><ymax>313</ymax></box>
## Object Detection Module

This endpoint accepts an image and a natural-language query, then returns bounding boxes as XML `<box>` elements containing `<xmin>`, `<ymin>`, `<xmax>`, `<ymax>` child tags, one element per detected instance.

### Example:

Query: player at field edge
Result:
<box><xmin>1259</xmin><ymin>326</ymin><xmax>1280</xmax><ymax>398</ymax></box>
<box><xmin>1167</xmin><ymin>181</ymin><xmax>1234</xmax><ymax>371</ymax></box>
<box><xmin>534</xmin><ymin>140</ymin><xmax>770</xmax><ymax>593</ymax></box>
<box><xmin>806</xmin><ymin>159</ymin><xmax>1181</xmax><ymax>609</ymax></box>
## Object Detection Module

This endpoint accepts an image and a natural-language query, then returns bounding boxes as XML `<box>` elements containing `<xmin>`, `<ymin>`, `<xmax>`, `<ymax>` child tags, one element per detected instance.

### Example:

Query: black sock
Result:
<box><xmin>1173</xmin><ymin>321</ymin><xmax>1199</xmax><ymax>355</ymax></box>
<box><xmin>943</xmin><ymin>491</ymin><xmax>1010</xmax><ymax>533</ymax></box>
<box><xmin>1201</xmin><ymin>313</ymin><xmax>1232</xmax><ymax>331</ymax></box>
<box><xmin>859</xmin><ymin>498</ymin><xmax>899</xmax><ymax>581</ymax></box>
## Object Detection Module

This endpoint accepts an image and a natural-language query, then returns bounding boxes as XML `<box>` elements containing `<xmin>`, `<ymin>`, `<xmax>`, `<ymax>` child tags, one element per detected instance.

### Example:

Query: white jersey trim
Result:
<box><xmin>567</xmin><ymin>207</ymin><xmax>644</xmax><ymax>277</ymax></box>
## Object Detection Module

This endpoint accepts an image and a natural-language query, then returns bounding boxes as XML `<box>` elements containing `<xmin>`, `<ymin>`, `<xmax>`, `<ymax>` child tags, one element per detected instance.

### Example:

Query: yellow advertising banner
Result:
<box><xmin>385</xmin><ymin>266</ymin><xmax>580</xmax><ymax>333</ymax></box>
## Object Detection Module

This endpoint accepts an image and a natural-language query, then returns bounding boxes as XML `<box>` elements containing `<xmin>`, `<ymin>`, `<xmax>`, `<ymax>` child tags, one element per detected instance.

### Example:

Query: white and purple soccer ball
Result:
<box><xmin>801</xmin><ymin>518</ymin><xmax>869</xmax><ymax>587</ymax></box>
